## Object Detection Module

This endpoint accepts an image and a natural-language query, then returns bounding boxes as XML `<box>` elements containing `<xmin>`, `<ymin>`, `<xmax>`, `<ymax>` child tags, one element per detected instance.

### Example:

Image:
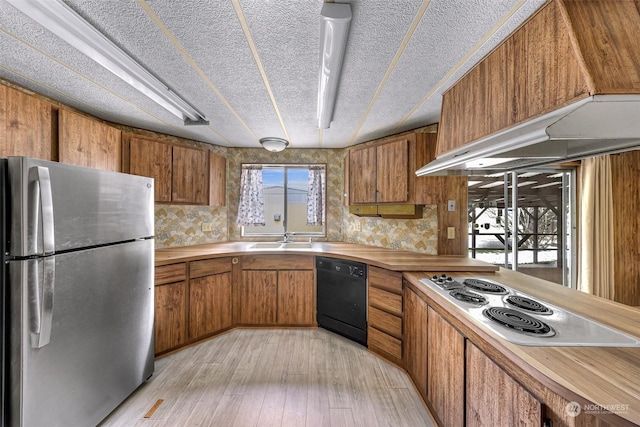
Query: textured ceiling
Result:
<box><xmin>0</xmin><ymin>0</ymin><xmax>546</xmax><ymax>149</ymax></box>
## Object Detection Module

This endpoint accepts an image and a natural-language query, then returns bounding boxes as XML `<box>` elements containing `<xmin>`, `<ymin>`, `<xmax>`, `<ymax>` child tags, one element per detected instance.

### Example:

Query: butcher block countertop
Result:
<box><xmin>155</xmin><ymin>241</ymin><xmax>498</xmax><ymax>272</ymax></box>
<box><xmin>404</xmin><ymin>270</ymin><xmax>640</xmax><ymax>426</ymax></box>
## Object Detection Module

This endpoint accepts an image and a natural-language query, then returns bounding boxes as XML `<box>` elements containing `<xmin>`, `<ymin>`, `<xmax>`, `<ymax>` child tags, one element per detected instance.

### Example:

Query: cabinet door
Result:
<box><xmin>209</xmin><ymin>151</ymin><xmax>226</xmax><ymax>206</ymax></box>
<box><xmin>404</xmin><ymin>286</ymin><xmax>428</xmax><ymax>399</ymax></box>
<box><xmin>154</xmin><ymin>280</ymin><xmax>188</xmax><ymax>354</ymax></box>
<box><xmin>1</xmin><ymin>85</ymin><xmax>53</xmax><ymax>160</ymax></box>
<box><xmin>172</xmin><ymin>145</ymin><xmax>208</xmax><ymax>204</ymax></box>
<box><xmin>466</xmin><ymin>341</ymin><xmax>542</xmax><ymax>426</ymax></box>
<box><xmin>240</xmin><ymin>270</ymin><xmax>277</xmax><ymax>325</ymax></box>
<box><xmin>189</xmin><ymin>272</ymin><xmax>233</xmax><ymax>339</ymax></box>
<box><xmin>428</xmin><ymin>306</ymin><xmax>464</xmax><ymax>427</ymax></box>
<box><xmin>376</xmin><ymin>139</ymin><xmax>408</xmax><ymax>203</ymax></box>
<box><xmin>277</xmin><ymin>270</ymin><xmax>315</xmax><ymax>325</ymax></box>
<box><xmin>129</xmin><ymin>137</ymin><xmax>172</xmax><ymax>202</ymax></box>
<box><xmin>349</xmin><ymin>145</ymin><xmax>377</xmax><ymax>204</ymax></box>
<box><xmin>58</xmin><ymin>109</ymin><xmax>122</xmax><ymax>171</ymax></box>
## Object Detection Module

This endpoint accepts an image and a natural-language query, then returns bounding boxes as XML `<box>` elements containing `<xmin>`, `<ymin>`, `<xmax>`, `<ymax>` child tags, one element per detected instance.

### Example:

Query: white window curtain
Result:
<box><xmin>237</xmin><ymin>165</ymin><xmax>265</xmax><ymax>226</ymax></box>
<box><xmin>307</xmin><ymin>165</ymin><xmax>326</xmax><ymax>226</ymax></box>
<box><xmin>577</xmin><ymin>155</ymin><xmax>615</xmax><ymax>299</ymax></box>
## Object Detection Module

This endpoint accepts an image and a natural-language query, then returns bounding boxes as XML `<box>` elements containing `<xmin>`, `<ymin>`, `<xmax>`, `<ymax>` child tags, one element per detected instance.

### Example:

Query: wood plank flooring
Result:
<box><xmin>100</xmin><ymin>328</ymin><xmax>435</xmax><ymax>427</ymax></box>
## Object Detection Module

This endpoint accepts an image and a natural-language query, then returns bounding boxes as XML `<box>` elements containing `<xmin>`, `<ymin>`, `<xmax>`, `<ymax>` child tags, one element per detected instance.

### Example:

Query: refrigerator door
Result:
<box><xmin>8</xmin><ymin>157</ymin><xmax>153</xmax><ymax>257</ymax></box>
<box><xmin>8</xmin><ymin>239</ymin><xmax>154</xmax><ymax>427</ymax></box>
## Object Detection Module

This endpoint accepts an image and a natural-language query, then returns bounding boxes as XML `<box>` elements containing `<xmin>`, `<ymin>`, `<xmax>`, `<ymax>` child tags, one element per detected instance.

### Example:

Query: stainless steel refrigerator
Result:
<box><xmin>0</xmin><ymin>157</ymin><xmax>155</xmax><ymax>427</ymax></box>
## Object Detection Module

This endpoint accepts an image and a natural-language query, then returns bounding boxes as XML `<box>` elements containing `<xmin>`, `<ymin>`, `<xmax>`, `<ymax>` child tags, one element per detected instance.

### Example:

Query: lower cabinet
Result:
<box><xmin>188</xmin><ymin>258</ymin><xmax>233</xmax><ymax>340</ymax></box>
<box><xmin>154</xmin><ymin>263</ymin><xmax>188</xmax><ymax>355</ymax></box>
<box><xmin>277</xmin><ymin>270</ymin><xmax>315</xmax><ymax>325</ymax></box>
<box><xmin>427</xmin><ymin>306</ymin><xmax>465</xmax><ymax>427</ymax></box>
<box><xmin>466</xmin><ymin>341</ymin><xmax>542</xmax><ymax>426</ymax></box>
<box><xmin>154</xmin><ymin>258</ymin><xmax>232</xmax><ymax>356</ymax></box>
<box><xmin>367</xmin><ymin>266</ymin><xmax>404</xmax><ymax>365</ymax></box>
<box><xmin>404</xmin><ymin>284</ymin><xmax>428</xmax><ymax>399</ymax></box>
<box><xmin>239</xmin><ymin>255</ymin><xmax>315</xmax><ymax>326</ymax></box>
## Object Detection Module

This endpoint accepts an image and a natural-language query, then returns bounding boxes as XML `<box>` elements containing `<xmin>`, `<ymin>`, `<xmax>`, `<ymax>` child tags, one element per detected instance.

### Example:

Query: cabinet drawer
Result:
<box><xmin>242</xmin><ymin>255</ymin><xmax>314</xmax><ymax>270</ymax></box>
<box><xmin>155</xmin><ymin>263</ymin><xmax>186</xmax><ymax>285</ymax></box>
<box><xmin>369</xmin><ymin>286</ymin><xmax>403</xmax><ymax>316</ymax></box>
<box><xmin>369</xmin><ymin>306</ymin><xmax>402</xmax><ymax>339</ymax></box>
<box><xmin>368</xmin><ymin>326</ymin><xmax>402</xmax><ymax>361</ymax></box>
<box><xmin>190</xmin><ymin>257</ymin><xmax>232</xmax><ymax>278</ymax></box>
<box><xmin>369</xmin><ymin>266</ymin><xmax>403</xmax><ymax>294</ymax></box>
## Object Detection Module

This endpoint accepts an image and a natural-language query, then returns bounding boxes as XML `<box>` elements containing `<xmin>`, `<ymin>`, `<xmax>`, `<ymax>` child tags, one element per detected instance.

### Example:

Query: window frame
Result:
<box><xmin>240</xmin><ymin>163</ymin><xmax>327</xmax><ymax>238</ymax></box>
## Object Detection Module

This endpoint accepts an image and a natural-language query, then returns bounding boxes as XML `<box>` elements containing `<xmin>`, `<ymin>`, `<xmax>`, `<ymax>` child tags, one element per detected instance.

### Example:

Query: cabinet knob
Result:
<box><xmin>232</xmin><ymin>257</ymin><xmax>239</xmax><ymax>264</ymax></box>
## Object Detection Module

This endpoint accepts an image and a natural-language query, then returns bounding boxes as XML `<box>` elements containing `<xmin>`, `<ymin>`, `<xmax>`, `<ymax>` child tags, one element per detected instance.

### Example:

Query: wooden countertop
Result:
<box><xmin>404</xmin><ymin>270</ymin><xmax>640</xmax><ymax>426</ymax></box>
<box><xmin>155</xmin><ymin>241</ymin><xmax>499</xmax><ymax>272</ymax></box>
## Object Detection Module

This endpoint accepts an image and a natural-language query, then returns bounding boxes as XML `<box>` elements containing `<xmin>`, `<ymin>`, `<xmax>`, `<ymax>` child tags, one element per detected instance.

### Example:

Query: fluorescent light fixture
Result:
<box><xmin>259</xmin><ymin>137</ymin><xmax>289</xmax><ymax>152</ymax></box>
<box><xmin>317</xmin><ymin>3</ymin><xmax>351</xmax><ymax>129</ymax></box>
<box><xmin>7</xmin><ymin>0</ymin><xmax>208</xmax><ymax>126</ymax></box>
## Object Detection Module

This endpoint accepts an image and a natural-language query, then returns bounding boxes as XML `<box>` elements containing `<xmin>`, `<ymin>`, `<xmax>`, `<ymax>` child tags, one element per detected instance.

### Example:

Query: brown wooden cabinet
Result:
<box><xmin>349</xmin><ymin>138</ymin><xmax>409</xmax><ymax>205</ymax></box>
<box><xmin>0</xmin><ymin>85</ymin><xmax>54</xmax><ymax>160</ymax></box>
<box><xmin>209</xmin><ymin>151</ymin><xmax>226</xmax><ymax>206</ymax></box>
<box><xmin>129</xmin><ymin>136</ymin><xmax>172</xmax><ymax>202</ymax></box>
<box><xmin>188</xmin><ymin>258</ymin><xmax>233</xmax><ymax>340</ymax></box>
<box><xmin>239</xmin><ymin>270</ymin><xmax>278</xmax><ymax>324</ymax></box>
<box><xmin>277</xmin><ymin>270</ymin><xmax>315</xmax><ymax>325</ymax></box>
<box><xmin>172</xmin><ymin>144</ymin><xmax>208</xmax><ymax>204</ymax></box>
<box><xmin>58</xmin><ymin>109</ymin><xmax>122</xmax><ymax>171</ymax></box>
<box><xmin>466</xmin><ymin>341</ymin><xmax>542</xmax><ymax>426</ymax></box>
<box><xmin>154</xmin><ymin>263</ymin><xmax>188</xmax><ymax>355</ymax></box>
<box><xmin>436</xmin><ymin>0</ymin><xmax>640</xmax><ymax>158</ymax></box>
<box><xmin>239</xmin><ymin>255</ymin><xmax>315</xmax><ymax>326</ymax></box>
<box><xmin>403</xmin><ymin>284</ymin><xmax>428</xmax><ymax>400</ymax></box>
<box><xmin>427</xmin><ymin>306</ymin><xmax>464</xmax><ymax>427</ymax></box>
<box><xmin>127</xmin><ymin>135</ymin><xmax>225</xmax><ymax>206</ymax></box>
<box><xmin>367</xmin><ymin>266</ymin><xmax>403</xmax><ymax>365</ymax></box>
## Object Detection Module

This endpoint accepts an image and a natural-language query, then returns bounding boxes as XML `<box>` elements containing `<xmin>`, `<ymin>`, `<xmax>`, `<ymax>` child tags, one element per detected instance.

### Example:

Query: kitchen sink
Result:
<box><xmin>249</xmin><ymin>242</ymin><xmax>316</xmax><ymax>250</ymax></box>
<box><xmin>250</xmin><ymin>242</ymin><xmax>283</xmax><ymax>249</ymax></box>
<box><xmin>281</xmin><ymin>242</ymin><xmax>315</xmax><ymax>249</ymax></box>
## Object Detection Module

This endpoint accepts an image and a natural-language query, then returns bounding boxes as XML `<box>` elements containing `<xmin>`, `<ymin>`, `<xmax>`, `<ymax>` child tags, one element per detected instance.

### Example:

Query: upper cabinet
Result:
<box><xmin>127</xmin><ymin>134</ymin><xmax>226</xmax><ymax>206</ymax></box>
<box><xmin>59</xmin><ymin>109</ymin><xmax>122</xmax><ymax>172</ymax></box>
<box><xmin>436</xmin><ymin>0</ymin><xmax>640</xmax><ymax>157</ymax></box>
<box><xmin>348</xmin><ymin>134</ymin><xmax>416</xmax><ymax>205</ymax></box>
<box><xmin>0</xmin><ymin>85</ymin><xmax>54</xmax><ymax>161</ymax></box>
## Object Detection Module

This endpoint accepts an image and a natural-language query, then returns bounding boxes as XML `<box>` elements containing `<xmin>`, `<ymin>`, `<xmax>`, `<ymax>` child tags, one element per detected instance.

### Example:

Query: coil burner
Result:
<box><xmin>449</xmin><ymin>289</ymin><xmax>488</xmax><ymax>305</ymax></box>
<box><xmin>483</xmin><ymin>307</ymin><xmax>555</xmax><ymax>337</ymax></box>
<box><xmin>463</xmin><ymin>278</ymin><xmax>509</xmax><ymax>294</ymax></box>
<box><xmin>505</xmin><ymin>295</ymin><xmax>553</xmax><ymax>315</ymax></box>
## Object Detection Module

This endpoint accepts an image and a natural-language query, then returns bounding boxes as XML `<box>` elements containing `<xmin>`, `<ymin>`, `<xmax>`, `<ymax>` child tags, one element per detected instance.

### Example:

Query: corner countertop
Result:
<box><xmin>155</xmin><ymin>241</ymin><xmax>499</xmax><ymax>272</ymax></box>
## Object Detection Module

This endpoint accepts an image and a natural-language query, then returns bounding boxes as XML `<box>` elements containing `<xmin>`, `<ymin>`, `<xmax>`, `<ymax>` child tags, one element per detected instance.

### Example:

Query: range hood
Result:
<box><xmin>416</xmin><ymin>94</ymin><xmax>640</xmax><ymax>176</ymax></box>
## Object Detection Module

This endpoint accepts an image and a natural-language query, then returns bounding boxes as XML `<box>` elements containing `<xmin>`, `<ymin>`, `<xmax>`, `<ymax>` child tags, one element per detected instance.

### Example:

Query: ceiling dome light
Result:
<box><xmin>259</xmin><ymin>137</ymin><xmax>289</xmax><ymax>152</ymax></box>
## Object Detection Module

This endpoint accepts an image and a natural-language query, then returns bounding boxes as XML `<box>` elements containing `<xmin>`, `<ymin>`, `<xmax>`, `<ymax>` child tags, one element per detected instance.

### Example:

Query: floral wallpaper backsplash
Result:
<box><xmin>155</xmin><ymin>205</ymin><xmax>228</xmax><ymax>248</ymax></box>
<box><xmin>342</xmin><ymin>205</ymin><xmax>439</xmax><ymax>255</ymax></box>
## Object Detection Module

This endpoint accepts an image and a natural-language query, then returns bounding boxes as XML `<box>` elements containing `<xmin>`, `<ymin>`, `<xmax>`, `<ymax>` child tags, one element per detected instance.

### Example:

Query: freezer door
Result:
<box><xmin>8</xmin><ymin>239</ymin><xmax>154</xmax><ymax>427</ymax></box>
<box><xmin>8</xmin><ymin>157</ymin><xmax>153</xmax><ymax>257</ymax></box>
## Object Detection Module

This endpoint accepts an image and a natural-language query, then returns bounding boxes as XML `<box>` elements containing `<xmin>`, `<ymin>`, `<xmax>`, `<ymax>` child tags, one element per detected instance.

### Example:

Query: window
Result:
<box><xmin>238</xmin><ymin>164</ymin><xmax>326</xmax><ymax>237</ymax></box>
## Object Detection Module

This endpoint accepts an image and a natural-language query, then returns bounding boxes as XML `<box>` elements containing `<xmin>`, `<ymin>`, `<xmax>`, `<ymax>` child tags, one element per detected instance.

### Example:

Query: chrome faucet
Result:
<box><xmin>280</xmin><ymin>231</ymin><xmax>295</xmax><ymax>243</ymax></box>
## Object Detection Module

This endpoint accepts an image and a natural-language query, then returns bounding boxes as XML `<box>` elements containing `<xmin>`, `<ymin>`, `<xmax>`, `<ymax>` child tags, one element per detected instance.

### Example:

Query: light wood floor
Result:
<box><xmin>100</xmin><ymin>328</ymin><xmax>435</xmax><ymax>427</ymax></box>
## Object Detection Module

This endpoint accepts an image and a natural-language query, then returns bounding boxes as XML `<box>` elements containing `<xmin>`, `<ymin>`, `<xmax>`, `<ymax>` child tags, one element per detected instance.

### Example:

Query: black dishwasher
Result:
<box><xmin>316</xmin><ymin>256</ymin><xmax>367</xmax><ymax>346</ymax></box>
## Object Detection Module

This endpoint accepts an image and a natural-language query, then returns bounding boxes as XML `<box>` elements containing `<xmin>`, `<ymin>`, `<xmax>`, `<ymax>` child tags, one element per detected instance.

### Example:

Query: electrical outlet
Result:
<box><xmin>447</xmin><ymin>200</ymin><xmax>456</xmax><ymax>212</ymax></box>
<box><xmin>354</xmin><ymin>222</ymin><xmax>361</xmax><ymax>232</ymax></box>
<box><xmin>447</xmin><ymin>227</ymin><xmax>455</xmax><ymax>239</ymax></box>
<box><xmin>201</xmin><ymin>222</ymin><xmax>213</xmax><ymax>232</ymax></box>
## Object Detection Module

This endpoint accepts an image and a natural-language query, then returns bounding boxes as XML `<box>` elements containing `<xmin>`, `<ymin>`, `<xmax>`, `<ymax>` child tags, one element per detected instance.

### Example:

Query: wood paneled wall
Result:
<box><xmin>610</xmin><ymin>151</ymin><xmax>640</xmax><ymax>306</ymax></box>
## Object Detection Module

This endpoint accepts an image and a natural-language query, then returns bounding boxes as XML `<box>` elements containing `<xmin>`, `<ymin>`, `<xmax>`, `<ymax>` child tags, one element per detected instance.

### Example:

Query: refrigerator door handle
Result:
<box><xmin>28</xmin><ymin>166</ymin><xmax>55</xmax><ymax>255</ymax></box>
<box><xmin>28</xmin><ymin>257</ymin><xmax>56</xmax><ymax>348</ymax></box>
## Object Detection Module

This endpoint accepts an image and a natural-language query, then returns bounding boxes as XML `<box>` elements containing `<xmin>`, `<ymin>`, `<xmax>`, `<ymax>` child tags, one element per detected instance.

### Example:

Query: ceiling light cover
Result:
<box><xmin>259</xmin><ymin>137</ymin><xmax>289</xmax><ymax>152</ymax></box>
<box><xmin>6</xmin><ymin>0</ymin><xmax>208</xmax><ymax>126</ymax></box>
<box><xmin>317</xmin><ymin>3</ymin><xmax>352</xmax><ymax>129</ymax></box>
